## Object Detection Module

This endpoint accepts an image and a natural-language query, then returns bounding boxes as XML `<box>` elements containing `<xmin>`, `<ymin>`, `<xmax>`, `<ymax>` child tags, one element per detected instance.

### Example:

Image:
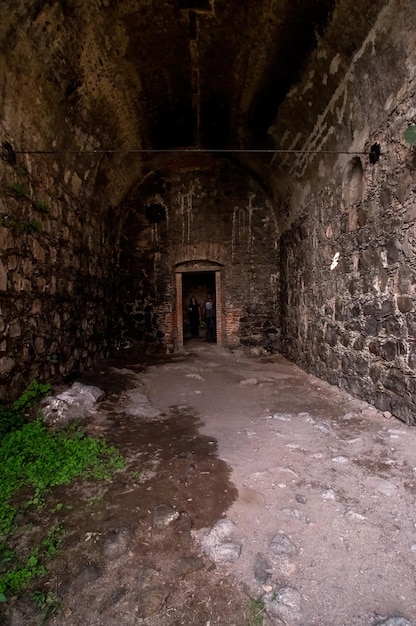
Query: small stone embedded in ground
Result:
<box><xmin>153</xmin><ymin>504</ymin><xmax>180</xmax><ymax>529</ymax></box>
<box><xmin>120</xmin><ymin>388</ymin><xmax>161</xmax><ymax>419</ymax></box>
<box><xmin>331</xmin><ymin>456</ymin><xmax>349</xmax><ymax>464</ymax></box>
<box><xmin>41</xmin><ymin>382</ymin><xmax>105</xmax><ymax>425</ymax></box>
<box><xmin>174</xmin><ymin>555</ymin><xmax>204</xmax><ymax>576</ymax></box>
<box><xmin>314</xmin><ymin>420</ymin><xmax>334</xmax><ymax>434</ymax></box>
<box><xmin>254</xmin><ymin>552</ymin><xmax>273</xmax><ymax>583</ymax></box>
<box><xmin>281</xmin><ymin>507</ymin><xmax>308</xmax><ymax>522</ymax></box>
<box><xmin>207</xmin><ymin>542</ymin><xmax>241</xmax><ymax>563</ymax></box>
<box><xmin>137</xmin><ymin>587</ymin><xmax>168</xmax><ymax>618</ymax></box>
<box><xmin>239</xmin><ymin>377</ymin><xmax>259</xmax><ymax>386</ymax></box>
<box><xmin>366</xmin><ymin>477</ymin><xmax>398</xmax><ymax>497</ymax></box>
<box><xmin>295</xmin><ymin>494</ymin><xmax>307</xmax><ymax>504</ymax></box>
<box><xmin>99</xmin><ymin>587</ymin><xmax>126</xmax><ymax>613</ymax></box>
<box><xmin>70</xmin><ymin>564</ymin><xmax>103</xmax><ymax>591</ymax></box>
<box><xmin>263</xmin><ymin>586</ymin><xmax>302</xmax><ymax>623</ymax></box>
<box><xmin>206</xmin><ymin>518</ymin><xmax>236</xmax><ymax>542</ymax></box>
<box><xmin>200</xmin><ymin>518</ymin><xmax>242</xmax><ymax>563</ymax></box>
<box><xmin>103</xmin><ymin>526</ymin><xmax>133</xmax><ymax>559</ymax></box>
<box><xmin>361</xmin><ymin>406</ymin><xmax>379</xmax><ymax>418</ymax></box>
<box><xmin>269</xmin><ymin>533</ymin><xmax>297</xmax><ymax>557</ymax></box>
<box><xmin>321</xmin><ymin>489</ymin><xmax>336</xmax><ymax>500</ymax></box>
<box><xmin>136</xmin><ymin>566</ymin><xmax>168</xmax><ymax>618</ymax></box>
<box><xmin>344</xmin><ymin>509</ymin><xmax>367</xmax><ymax>521</ymax></box>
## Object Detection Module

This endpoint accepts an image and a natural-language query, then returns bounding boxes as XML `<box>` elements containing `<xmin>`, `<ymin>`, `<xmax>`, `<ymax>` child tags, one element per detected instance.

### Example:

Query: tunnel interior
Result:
<box><xmin>0</xmin><ymin>0</ymin><xmax>416</xmax><ymax>423</ymax></box>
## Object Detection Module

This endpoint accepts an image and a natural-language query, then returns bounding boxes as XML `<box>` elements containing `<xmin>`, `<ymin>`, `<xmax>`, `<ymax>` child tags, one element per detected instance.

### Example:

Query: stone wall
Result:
<box><xmin>0</xmin><ymin>153</ymin><xmax>120</xmax><ymax>401</ymax></box>
<box><xmin>118</xmin><ymin>158</ymin><xmax>280</xmax><ymax>351</ymax></box>
<box><xmin>278</xmin><ymin>1</ymin><xmax>416</xmax><ymax>423</ymax></box>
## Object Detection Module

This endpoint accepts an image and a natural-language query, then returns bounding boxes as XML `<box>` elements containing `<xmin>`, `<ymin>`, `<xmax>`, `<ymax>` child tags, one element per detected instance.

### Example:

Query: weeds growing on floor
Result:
<box><xmin>248</xmin><ymin>598</ymin><xmax>266</xmax><ymax>625</ymax></box>
<box><xmin>0</xmin><ymin>381</ymin><xmax>126</xmax><ymax>604</ymax></box>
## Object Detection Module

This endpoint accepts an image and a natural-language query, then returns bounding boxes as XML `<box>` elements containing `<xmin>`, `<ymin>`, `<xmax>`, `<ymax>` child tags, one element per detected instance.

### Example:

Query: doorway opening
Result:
<box><xmin>182</xmin><ymin>271</ymin><xmax>215</xmax><ymax>342</ymax></box>
<box><xmin>174</xmin><ymin>265</ymin><xmax>223</xmax><ymax>349</ymax></box>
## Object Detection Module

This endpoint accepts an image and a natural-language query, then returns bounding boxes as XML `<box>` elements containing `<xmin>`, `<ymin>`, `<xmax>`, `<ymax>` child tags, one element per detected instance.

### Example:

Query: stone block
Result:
<box><xmin>0</xmin><ymin>259</ymin><xmax>8</xmax><ymax>291</ymax></box>
<box><xmin>0</xmin><ymin>356</ymin><xmax>15</xmax><ymax>376</ymax></box>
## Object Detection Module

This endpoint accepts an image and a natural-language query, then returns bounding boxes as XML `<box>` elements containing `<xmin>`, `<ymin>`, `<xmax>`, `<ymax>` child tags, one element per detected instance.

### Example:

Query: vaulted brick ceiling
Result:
<box><xmin>0</xmin><ymin>0</ymin><xmax>385</xmax><ymax>195</ymax></box>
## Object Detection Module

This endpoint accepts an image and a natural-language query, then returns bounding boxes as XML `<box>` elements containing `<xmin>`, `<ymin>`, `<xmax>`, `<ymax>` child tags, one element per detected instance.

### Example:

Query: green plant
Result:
<box><xmin>248</xmin><ymin>599</ymin><xmax>265</xmax><ymax>626</ymax></box>
<box><xmin>0</xmin><ymin>418</ymin><xmax>125</xmax><ymax>535</ymax></box>
<box><xmin>41</xmin><ymin>525</ymin><xmax>65</xmax><ymax>556</ymax></box>
<box><xmin>0</xmin><ymin>548</ymin><xmax>45</xmax><ymax>598</ymax></box>
<box><xmin>0</xmin><ymin>524</ymin><xmax>65</xmax><ymax>603</ymax></box>
<box><xmin>0</xmin><ymin>379</ymin><xmax>51</xmax><ymax>437</ymax></box>
<box><xmin>28</xmin><ymin>220</ymin><xmax>43</xmax><ymax>233</ymax></box>
<box><xmin>33</xmin><ymin>200</ymin><xmax>49</xmax><ymax>214</ymax></box>
<box><xmin>11</xmin><ymin>182</ymin><xmax>27</xmax><ymax>198</ymax></box>
<box><xmin>15</xmin><ymin>165</ymin><xmax>29</xmax><ymax>177</ymax></box>
<box><xmin>0</xmin><ymin>384</ymin><xmax>125</xmax><ymax>602</ymax></box>
<box><xmin>29</xmin><ymin>590</ymin><xmax>61</xmax><ymax>623</ymax></box>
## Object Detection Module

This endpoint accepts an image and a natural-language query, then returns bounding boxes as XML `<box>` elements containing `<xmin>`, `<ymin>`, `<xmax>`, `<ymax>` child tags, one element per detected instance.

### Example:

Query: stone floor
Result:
<box><xmin>3</xmin><ymin>342</ymin><xmax>416</xmax><ymax>626</ymax></box>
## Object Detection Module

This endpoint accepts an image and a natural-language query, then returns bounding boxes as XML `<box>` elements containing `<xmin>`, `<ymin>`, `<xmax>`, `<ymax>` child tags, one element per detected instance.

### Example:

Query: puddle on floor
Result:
<box><xmin>2</xmin><ymin>361</ymin><xmax>247</xmax><ymax>626</ymax></box>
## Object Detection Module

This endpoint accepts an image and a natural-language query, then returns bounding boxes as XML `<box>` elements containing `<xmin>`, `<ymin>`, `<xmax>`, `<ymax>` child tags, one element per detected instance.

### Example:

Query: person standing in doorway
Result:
<box><xmin>188</xmin><ymin>296</ymin><xmax>201</xmax><ymax>338</ymax></box>
<box><xmin>203</xmin><ymin>292</ymin><xmax>216</xmax><ymax>342</ymax></box>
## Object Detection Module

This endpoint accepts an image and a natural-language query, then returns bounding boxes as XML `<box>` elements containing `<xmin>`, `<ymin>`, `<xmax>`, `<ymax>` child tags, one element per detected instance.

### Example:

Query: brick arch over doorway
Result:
<box><xmin>175</xmin><ymin>260</ymin><xmax>224</xmax><ymax>349</ymax></box>
<box><xmin>171</xmin><ymin>242</ymin><xmax>228</xmax><ymax>267</ymax></box>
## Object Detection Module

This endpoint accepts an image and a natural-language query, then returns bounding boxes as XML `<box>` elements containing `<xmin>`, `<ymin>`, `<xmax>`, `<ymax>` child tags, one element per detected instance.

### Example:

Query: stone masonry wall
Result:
<box><xmin>279</xmin><ymin>1</ymin><xmax>416</xmax><ymax>423</ymax></box>
<box><xmin>118</xmin><ymin>158</ymin><xmax>280</xmax><ymax>351</ymax></box>
<box><xmin>0</xmin><ymin>153</ymin><xmax>120</xmax><ymax>402</ymax></box>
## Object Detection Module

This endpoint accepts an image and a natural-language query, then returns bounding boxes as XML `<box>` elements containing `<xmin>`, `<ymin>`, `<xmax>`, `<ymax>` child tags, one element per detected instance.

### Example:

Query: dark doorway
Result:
<box><xmin>182</xmin><ymin>271</ymin><xmax>215</xmax><ymax>340</ymax></box>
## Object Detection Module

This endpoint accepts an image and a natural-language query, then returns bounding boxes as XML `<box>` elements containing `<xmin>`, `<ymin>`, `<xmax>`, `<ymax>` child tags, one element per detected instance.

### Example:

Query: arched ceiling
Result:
<box><xmin>0</xmin><ymin>0</ymin><xmax>386</xmax><ymax>204</ymax></box>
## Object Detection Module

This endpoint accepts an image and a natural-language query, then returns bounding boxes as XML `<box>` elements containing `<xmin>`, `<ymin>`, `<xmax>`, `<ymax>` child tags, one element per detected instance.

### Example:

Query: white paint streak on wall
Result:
<box><xmin>177</xmin><ymin>185</ymin><xmax>194</xmax><ymax>245</ymax></box>
<box><xmin>247</xmin><ymin>194</ymin><xmax>256</xmax><ymax>253</ymax></box>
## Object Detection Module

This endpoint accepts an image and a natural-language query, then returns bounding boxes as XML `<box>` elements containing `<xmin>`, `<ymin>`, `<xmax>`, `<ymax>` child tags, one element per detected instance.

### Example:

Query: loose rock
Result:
<box><xmin>269</xmin><ymin>533</ymin><xmax>297</xmax><ymax>557</ymax></box>
<box><xmin>254</xmin><ymin>552</ymin><xmax>272</xmax><ymax>583</ymax></box>
<box><xmin>42</xmin><ymin>382</ymin><xmax>105</xmax><ymax>426</ymax></box>
<box><xmin>200</xmin><ymin>518</ymin><xmax>242</xmax><ymax>563</ymax></box>
<box><xmin>153</xmin><ymin>504</ymin><xmax>180</xmax><ymax>529</ymax></box>
<box><xmin>70</xmin><ymin>565</ymin><xmax>102</xmax><ymax>591</ymax></box>
<box><xmin>281</xmin><ymin>507</ymin><xmax>307</xmax><ymax>522</ymax></box>
<box><xmin>174</xmin><ymin>555</ymin><xmax>204</xmax><ymax>576</ymax></box>
<box><xmin>103</xmin><ymin>526</ymin><xmax>133</xmax><ymax>559</ymax></box>
<box><xmin>264</xmin><ymin>586</ymin><xmax>302</xmax><ymax>623</ymax></box>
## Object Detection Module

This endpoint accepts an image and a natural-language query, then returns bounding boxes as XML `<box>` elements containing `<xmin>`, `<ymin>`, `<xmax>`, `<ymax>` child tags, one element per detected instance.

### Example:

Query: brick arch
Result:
<box><xmin>170</xmin><ymin>242</ymin><xmax>229</xmax><ymax>267</ymax></box>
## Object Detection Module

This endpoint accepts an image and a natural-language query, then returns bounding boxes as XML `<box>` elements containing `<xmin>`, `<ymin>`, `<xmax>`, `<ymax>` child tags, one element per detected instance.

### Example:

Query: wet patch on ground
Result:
<box><xmin>1</xmin><ymin>373</ymin><xmax>250</xmax><ymax>626</ymax></box>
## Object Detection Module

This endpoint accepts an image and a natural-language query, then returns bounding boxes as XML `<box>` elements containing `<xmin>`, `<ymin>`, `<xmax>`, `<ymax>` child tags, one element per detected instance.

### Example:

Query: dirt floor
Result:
<box><xmin>2</xmin><ymin>341</ymin><xmax>416</xmax><ymax>626</ymax></box>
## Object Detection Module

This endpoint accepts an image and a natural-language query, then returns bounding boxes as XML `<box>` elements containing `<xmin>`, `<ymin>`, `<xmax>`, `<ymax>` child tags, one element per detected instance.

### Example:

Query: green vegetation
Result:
<box><xmin>11</xmin><ymin>182</ymin><xmax>27</xmax><ymax>198</ymax></box>
<box><xmin>30</xmin><ymin>590</ymin><xmax>61</xmax><ymax>623</ymax></box>
<box><xmin>248</xmin><ymin>598</ymin><xmax>265</xmax><ymax>626</ymax></box>
<box><xmin>33</xmin><ymin>200</ymin><xmax>49</xmax><ymax>214</ymax></box>
<box><xmin>15</xmin><ymin>165</ymin><xmax>29</xmax><ymax>178</ymax></box>
<box><xmin>0</xmin><ymin>379</ymin><xmax>51</xmax><ymax>437</ymax></box>
<box><xmin>0</xmin><ymin>381</ymin><xmax>126</xmax><ymax>603</ymax></box>
<box><xmin>0</xmin><ymin>214</ymin><xmax>43</xmax><ymax>235</ymax></box>
<box><xmin>0</xmin><ymin>544</ymin><xmax>46</xmax><ymax>599</ymax></box>
<box><xmin>0</xmin><ymin>526</ymin><xmax>64</xmax><ymax>600</ymax></box>
<box><xmin>0</xmin><ymin>419</ymin><xmax>125</xmax><ymax>535</ymax></box>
